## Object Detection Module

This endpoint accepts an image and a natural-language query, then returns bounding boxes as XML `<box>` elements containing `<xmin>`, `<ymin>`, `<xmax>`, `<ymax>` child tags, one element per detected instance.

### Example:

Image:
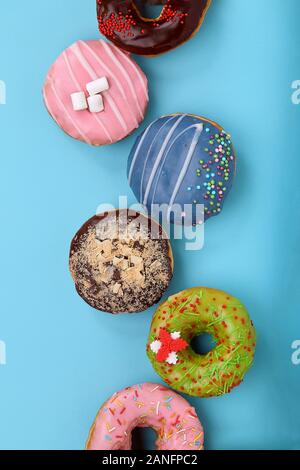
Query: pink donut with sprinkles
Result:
<box><xmin>86</xmin><ymin>383</ymin><xmax>204</xmax><ymax>450</ymax></box>
<box><xmin>43</xmin><ymin>39</ymin><xmax>148</xmax><ymax>146</ymax></box>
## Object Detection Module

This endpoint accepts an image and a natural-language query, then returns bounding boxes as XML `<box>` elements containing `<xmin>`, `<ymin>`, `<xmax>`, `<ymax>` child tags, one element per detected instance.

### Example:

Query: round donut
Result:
<box><xmin>146</xmin><ymin>287</ymin><xmax>256</xmax><ymax>397</ymax></box>
<box><xmin>96</xmin><ymin>0</ymin><xmax>211</xmax><ymax>56</ymax></box>
<box><xmin>69</xmin><ymin>210</ymin><xmax>173</xmax><ymax>313</ymax></box>
<box><xmin>43</xmin><ymin>39</ymin><xmax>148</xmax><ymax>146</ymax></box>
<box><xmin>128</xmin><ymin>114</ymin><xmax>236</xmax><ymax>225</ymax></box>
<box><xmin>86</xmin><ymin>383</ymin><xmax>204</xmax><ymax>450</ymax></box>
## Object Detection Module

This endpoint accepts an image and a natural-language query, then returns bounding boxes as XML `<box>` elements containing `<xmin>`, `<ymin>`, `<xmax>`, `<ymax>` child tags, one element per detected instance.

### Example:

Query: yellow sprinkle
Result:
<box><xmin>194</xmin><ymin>432</ymin><xmax>203</xmax><ymax>442</ymax></box>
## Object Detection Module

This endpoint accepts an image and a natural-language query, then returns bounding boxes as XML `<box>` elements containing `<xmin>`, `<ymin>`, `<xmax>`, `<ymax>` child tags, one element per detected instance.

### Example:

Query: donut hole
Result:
<box><xmin>131</xmin><ymin>427</ymin><xmax>157</xmax><ymax>450</ymax></box>
<box><xmin>135</xmin><ymin>1</ymin><xmax>165</xmax><ymax>19</ymax></box>
<box><xmin>191</xmin><ymin>333</ymin><xmax>216</xmax><ymax>355</ymax></box>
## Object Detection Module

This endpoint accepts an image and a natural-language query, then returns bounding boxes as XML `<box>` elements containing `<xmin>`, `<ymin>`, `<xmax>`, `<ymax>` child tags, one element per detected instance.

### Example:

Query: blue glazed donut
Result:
<box><xmin>127</xmin><ymin>114</ymin><xmax>236</xmax><ymax>225</ymax></box>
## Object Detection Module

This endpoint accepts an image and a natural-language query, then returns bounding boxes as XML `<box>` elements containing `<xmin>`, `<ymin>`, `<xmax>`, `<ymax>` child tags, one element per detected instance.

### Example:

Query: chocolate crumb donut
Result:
<box><xmin>69</xmin><ymin>210</ymin><xmax>173</xmax><ymax>313</ymax></box>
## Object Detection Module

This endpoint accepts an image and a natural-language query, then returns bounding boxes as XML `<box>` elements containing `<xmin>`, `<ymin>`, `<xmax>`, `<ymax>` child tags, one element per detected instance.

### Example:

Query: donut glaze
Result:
<box><xmin>43</xmin><ymin>40</ymin><xmax>148</xmax><ymax>145</ymax></box>
<box><xmin>86</xmin><ymin>383</ymin><xmax>204</xmax><ymax>450</ymax></box>
<box><xmin>69</xmin><ymin>210</ymin><xmax>173</xmax><ymax>313</ymax></box>
<box><xmin>97</xmin><ymin>1</ymin><xmax>211</xmax><ymax>56</ymax></box>
<box><xmin>128</xmin><ymin>114</ymin><xmax>236</xmax><ymax>225</ymax></box>
<box><xmin>147</xmin><ymin>287</ymin><xmax>256</xmax><ymax>398</ymax></box>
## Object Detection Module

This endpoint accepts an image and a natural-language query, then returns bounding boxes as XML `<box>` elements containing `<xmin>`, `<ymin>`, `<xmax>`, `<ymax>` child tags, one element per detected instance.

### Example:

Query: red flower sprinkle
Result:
<box><xmin>156</xmin><ymin>328</ymin><xmax>188</xmax><ymax>363</ymax></box>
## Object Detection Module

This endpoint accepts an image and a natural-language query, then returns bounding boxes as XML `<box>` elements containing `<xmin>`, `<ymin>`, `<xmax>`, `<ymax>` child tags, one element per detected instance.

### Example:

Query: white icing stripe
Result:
<box><xmin>50</xmin><ymin>82</ymin><xmax>91</xmax><ymax>144</ymax></box>
<box><xmin>71</xmin><ymin>43</ymin><xmax>97</xmax><ymax>79</ymax></box>
<box><xmin>167</xmin><ymin>123</ymin><xmax>204</xmax><ymax>213</ymax></box>
<box><xmin>63</xmin><ymin>51</ymin><xmax>113</xmax><ymax>143</ymax></box>
<box><xmin>128</xmin><ymin>119</ymin><xmax>159</xmax><ymax>185</ymax></box>
<box><xmin>63</xmin><ymin>51</ymin><xmax>81</xmax><ymax>91</ymax></box>
<box><xmin>71</xmin><ymin>42</ymin><xmax>128</xmax><ymax>132</ymax></box>
<box><xmin>151</xmin><ymin>123</ymin><xmax>201</xmax><ymax>204</ymax></box>
<box><xmin>80</xmin><ymin>41</ymin><xmax>125</xmax><ymax>98</ymax></box>
<box><xmin>90</xmin><ymin>120</ymin><xmax>112</xmax><ymax>145</ymax></box>
<box><xmin>96</xmin><ymin>42</ymin><xmax>139</xmax><ymax>128</ymax></box>
<box><xmin>103</xmin><ymin>93</ymin><xmax>128</xmax><ymax>132</ymax></box>
<box><xmin>101</xmin><ymin>40</ymin><xmax>144</xmax><ymax>120</ymax></box>
<box><xmin>142</xmin><ymin>114</ymin><xmax>187</xmax><ymax>205</ymax></box>
<box><xmin>139</xmin><ymin>116</ymin><xmax>176</xmax><ymax>201</ymax></box>
<box><xmin>111</xmin><ymin>43</ymin><xmax>149</xmax><ymax>101</ymax></box>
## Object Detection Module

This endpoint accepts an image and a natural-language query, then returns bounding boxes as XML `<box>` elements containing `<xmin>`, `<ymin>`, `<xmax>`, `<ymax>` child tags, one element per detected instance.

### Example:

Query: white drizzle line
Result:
<box><xmin>128</xmin><ymin>119</ymin><xmax>158</xmax><ymax>185</ymax></box>
<box><xmin>139</xmin><ymin>115</ymin><xmax>176</xmax><ymax>201</ymax></box>
<box><xmin>143</xmin><ymin>114</ymin><xmax>187</xmax><ymax>205</ymax></box>
<box><xmin>50</xmin><ymin>82</ymin><xmax>91</xmax><ymax>144</ymax></box>
<box><xmin>71</xmin><ymin>42</ymin><xmax>127</xmax><ymax>133</ymax></box>
<box><xmin>81</xmin><ymin>41</ymin><xmax>125</xmax><ymax>98</ymax></box>
<box><xmin>156</xmin><ymin>401</ymin><xmax>160</xmax><ymax>415</ymax></box>
<box><xmin>167</xmin><ymin>123</ymin><xmax>204</xmax><ymax>218</ymax></box>
<box><xmin>75</xmin><ymin>42</ymin><xmax>128</xmax><ymax>131</ymax></box>
<box><xmin>96</xmin><ymin>40</ymin><xmax>139</xmax><ymax>128</ymax></box>
<box><xmin>151</xmin><ymin>122</ymin><xmax>202</xmax><ymax>203</ymax></box>
<box><xmin>63</xmin><ymin>52</ymin><xmax>81</xmax><ymax>92</ymax></box>
<box><xmin>150</xmin><ymin>386</ymin><xmax>160</xmax><ymax>393</ymax></box>
<box><xmin>111</xmin><ymin>42</ymin><xmax>149</xmax><ymax>101</ymax></box>
<box><xmin>83</xmin><ymin>40</ymin><xmax>138</xmax><ymax>128</ymax></box>
<box><xmin>63</xmin><ymin>50</ymin><xmax>112</xmax><ymax>143</ymax></box>
<box><xmin>100</xmin><ymin>41</ymin><xmax>143</xmax><ymax>120</ymax></box>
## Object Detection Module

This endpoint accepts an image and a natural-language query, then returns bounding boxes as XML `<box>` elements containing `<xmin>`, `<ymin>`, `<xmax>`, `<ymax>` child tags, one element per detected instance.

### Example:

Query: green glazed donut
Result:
<box><xmin>146</xmin><ymin>287</ymin><xmax>256</xmax><ymax>398</ymax></box>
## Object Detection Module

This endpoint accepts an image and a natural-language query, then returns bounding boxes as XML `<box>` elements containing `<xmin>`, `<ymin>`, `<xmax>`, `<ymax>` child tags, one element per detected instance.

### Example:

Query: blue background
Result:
<box><xmin>0</xmin><ymin>0</ymin><xmax>299</xmax><ymax>450</ymax></box>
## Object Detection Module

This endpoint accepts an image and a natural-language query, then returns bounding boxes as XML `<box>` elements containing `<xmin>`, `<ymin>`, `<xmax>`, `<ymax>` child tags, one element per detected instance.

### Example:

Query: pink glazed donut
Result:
<box><xmin>43</xmin><ymin>40</ymin><xmax>148</xmax><ymax>146</ymax></box>
<box><xmin>86</xmin><ymin>383</ymin><xmax>204</xmax><ymax>450</ymax></box>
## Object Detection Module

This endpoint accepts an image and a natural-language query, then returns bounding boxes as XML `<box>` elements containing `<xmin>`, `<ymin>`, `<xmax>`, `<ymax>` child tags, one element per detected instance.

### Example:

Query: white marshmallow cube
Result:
<box><xmin>87</xmin><ymin>94</ymin><xmax>104</xmax><ymax>113</ymax></box>
<box><xmin>86</xmin><ymin>77</ymin><xmax>109</xmax><ymax>96</ymax></box>
<box><xmin>71</xmin><ymin>91</ymin><xmax>88</xmax><ymax>111</ymax></box>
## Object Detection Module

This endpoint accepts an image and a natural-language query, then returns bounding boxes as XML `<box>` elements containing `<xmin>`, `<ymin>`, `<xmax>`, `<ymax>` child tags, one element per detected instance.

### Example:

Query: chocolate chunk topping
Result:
<box><xmin>69</xmin><ymin>210</ymin><xmax>173</xmax><ymax>313</ymax></box>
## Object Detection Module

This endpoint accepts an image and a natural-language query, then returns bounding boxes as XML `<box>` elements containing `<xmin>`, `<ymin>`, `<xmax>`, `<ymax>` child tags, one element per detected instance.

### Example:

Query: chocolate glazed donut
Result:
<box><xmin>96</xmin><ymin>0</ymin><xmax>212</xmax><ymax>56</ymax></box>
